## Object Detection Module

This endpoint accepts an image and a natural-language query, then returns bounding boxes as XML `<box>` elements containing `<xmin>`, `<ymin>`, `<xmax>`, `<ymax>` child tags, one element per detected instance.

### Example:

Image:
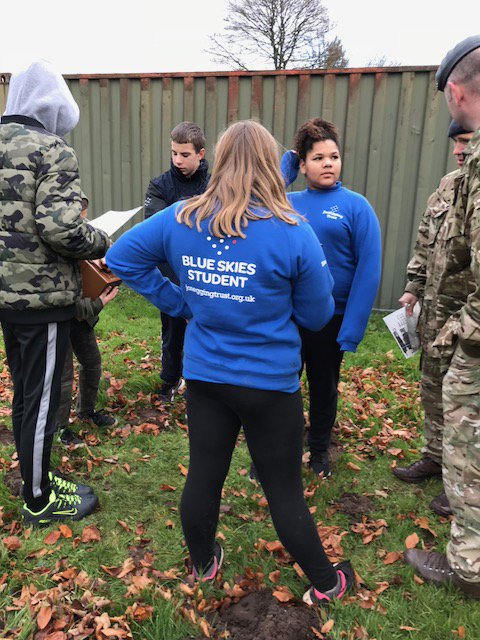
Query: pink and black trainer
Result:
<box><xmin>303</xmin><ymin>560</ymin><xmax>354</xmax><ymax>605</ymax></box>
<box><xmin>192</xmin><ymin>542</ymin><xmax>224</xmax><ymax>582</ymax></box>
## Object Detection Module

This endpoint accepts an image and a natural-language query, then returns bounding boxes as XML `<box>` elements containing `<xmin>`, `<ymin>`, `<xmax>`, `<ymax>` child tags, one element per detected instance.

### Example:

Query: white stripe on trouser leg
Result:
<box><xmin>32</xmin><ymin>323</ymin><xmax>57</xmax><ymax>498</ymax></box>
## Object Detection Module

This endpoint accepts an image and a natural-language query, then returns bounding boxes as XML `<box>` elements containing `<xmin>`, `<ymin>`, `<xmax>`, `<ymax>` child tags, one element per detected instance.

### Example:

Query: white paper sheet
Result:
<box><xmin>88</xmin><ymin>206</ymin><xmax>143</xmax><ymax>237</ymax></box>
<box><xmin>383</xmin><ymin>302</ymin><xmax>421</xmax><ymax>358</ymax></box>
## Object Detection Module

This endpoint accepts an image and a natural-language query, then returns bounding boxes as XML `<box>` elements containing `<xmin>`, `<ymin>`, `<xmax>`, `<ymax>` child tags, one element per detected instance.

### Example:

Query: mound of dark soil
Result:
<box><xmin>0</xmin><ymin>424</ymin><xmax>15</xmax><ymax>445</ymax></box>
<box><xmin>335</xmin><ymin>491</ymin><xmax>375</xmax><ymax>521</ymax></box>
<box><xmin>212</xmin><ymin>589</ymin><xmax>324</xmax><ymax>640</ymax></box>
<box><xmin>4</xmin><ymin>468</ymin><xmax>22</xmax><ymax>496</ymax></box>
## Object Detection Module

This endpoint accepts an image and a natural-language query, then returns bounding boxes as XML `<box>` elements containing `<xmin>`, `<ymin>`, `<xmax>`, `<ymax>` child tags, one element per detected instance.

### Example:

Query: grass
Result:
<box><xmin>0</xmin><ymin>286</ymin><xmax>479</xmax><ymax>640</ymax></box>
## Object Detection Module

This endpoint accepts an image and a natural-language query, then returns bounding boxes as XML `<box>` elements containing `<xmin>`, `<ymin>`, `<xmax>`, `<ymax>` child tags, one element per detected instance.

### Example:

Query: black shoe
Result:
<box><xmin>310</xmin><ymin>451</ymin><xmax>331</xmax><ymax>477</ymax></box>
<box><xmin>192</xmin><ymin>542</ymin><xmax>224</xmax><ymax>582</ymax></box>
<box><xmin>303</xmin><ymin>560</ymin><xmax>354</xmax><ymax>605</ymax></box>
<box><xmin>404</xmin><ymin>549</ymin><xmax>454</xmax><ymax>583</ymax></box>
<box><xmin>249</xmin><ymin>462</ymin><xmax>260</xmax><ymax>482</ymax></box>
<box><xmin>21</xmin><ymin>472</ymin><xmax>93</xmax><ymax>499</ymax></box>
<box><xmin>156</xmin><ymin>378</ymin><xmax>186</xmax><ymax>402</ymax></box>
<box><xmin>77</xmin><ymin>410</ymin><xmax>118</xmax><ymax>428</ymax></box>
<box><xmin>429</xmin><ymin>491</ymin><xmax>453</xmax><ymax>517</ymax></box>
<box><xmin>392</xmin><ymin>457</ymin><xmax>442</xmax><ymax>483</ymax></box>
<box><xmin>22</xmin><ymin>490</ymin><xmax>99</xmax><ymax>527</ymax></box>
<box><xmin>58</xmin><ymin>427</ymin><xmax>85</xmax><ymax>449</ymax></box>
<box><xmin>49</xmin><ymin>472</ymin><xmax>94</xmax><ymax>497</ymax></box>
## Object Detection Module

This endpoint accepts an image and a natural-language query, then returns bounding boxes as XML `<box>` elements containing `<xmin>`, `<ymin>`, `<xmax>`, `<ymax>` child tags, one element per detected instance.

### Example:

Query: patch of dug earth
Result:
<box><xmin>329</xmin><ymin>433</ymin><xmax>345</xmax><ymax>462</ymax></box>
<box><xmin>212</xmin><ymin>589</ymin><xmax>325</xmax><ymax>640</ymax></box>
<box><xmin>335</xmin><ymin>492</ymin><xmax>375</xmax><ymax>521</ymax></box>
<box><xmin>0</xmin><ymin>424</ymin><xmax>15</xmax><ymax>445</ymax></box>
<box><xmin>4</xmin><ymin>468</ymin><xmax>22</xmax><ymax>496</ymax></box>
<box><xmin>128</xmin><ymin>408</ymin><xmax>167</xmax><ymax>427</ymax></box>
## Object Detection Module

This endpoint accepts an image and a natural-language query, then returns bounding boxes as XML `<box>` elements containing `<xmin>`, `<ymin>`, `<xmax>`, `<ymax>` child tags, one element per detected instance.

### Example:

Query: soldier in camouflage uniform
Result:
<box><xmin>0</xmin><ymin>61</ymin><xmax>110</xmax><ymax>526</ymax></box>
<box><xmin>393</xmin><ymin>122</ymin><xmax>473</xmax><ymax>518</ymax></box>
<box><xmin>405</xmin><ymin>35</ymin><xmax>480</xmax><ymax>599</ymax></box>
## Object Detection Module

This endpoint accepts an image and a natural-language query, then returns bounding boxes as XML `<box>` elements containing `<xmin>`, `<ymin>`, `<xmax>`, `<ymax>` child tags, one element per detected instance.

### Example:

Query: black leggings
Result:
<box><xmin>180</xmin><ymin>380</ymin><xmax>338</xmax><ymax>591</ymax></box>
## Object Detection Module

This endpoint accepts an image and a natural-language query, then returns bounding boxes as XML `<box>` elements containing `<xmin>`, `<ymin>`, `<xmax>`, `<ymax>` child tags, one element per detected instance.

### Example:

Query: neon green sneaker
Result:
<box><xmin>48</xmin><ymin>472</ymin><xmax>93</xmax><ymax>497</ymax></box>
<box><xmin>22</xmin><ymin>490</ymin><xmax>98</xmax><ymax>527</ymax></box>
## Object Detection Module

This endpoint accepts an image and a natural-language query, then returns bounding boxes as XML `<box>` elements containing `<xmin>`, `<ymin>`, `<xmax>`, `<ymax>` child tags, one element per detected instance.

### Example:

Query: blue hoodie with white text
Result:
<box><xmin>106</xmin><ymin>205</ymin><xmax>335</xmax><ymax>392</ymax></box>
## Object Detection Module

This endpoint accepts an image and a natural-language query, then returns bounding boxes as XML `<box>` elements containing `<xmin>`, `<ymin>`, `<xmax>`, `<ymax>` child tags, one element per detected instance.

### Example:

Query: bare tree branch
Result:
<box><xmin>206</xmin><ymin>0</ymin><xmax>348</xmax><ymax>70</ymax></box>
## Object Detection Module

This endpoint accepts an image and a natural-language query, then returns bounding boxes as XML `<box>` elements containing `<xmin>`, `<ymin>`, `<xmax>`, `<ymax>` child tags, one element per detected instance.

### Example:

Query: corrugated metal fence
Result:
<box><xmin>0</xmin><ymin>68</ymin><xmax>455</xmax><ymax>309</ymax></box>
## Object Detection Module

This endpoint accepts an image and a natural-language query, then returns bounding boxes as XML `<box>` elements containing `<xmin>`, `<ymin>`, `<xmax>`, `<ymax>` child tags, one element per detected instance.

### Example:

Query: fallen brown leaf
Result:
<box><xmin>81</xmin><ymin>524</ymin><xmax>101</xmax><ymax>543</ymax></box>
<box><xmin>268</xmin><ymin>570</ymin><xmax>280</xmax><ymax>584</ymax></box>
<box><xmin>272</xmin><ymin>586</ymin><xmax>295</xmax><ymax>602</ymax></box>
<box><xmin>384</xmin><ymin>551</ymin><xmax>402</xmax><ymax>565</ymax></box>
<box><xmin>37</xmin><ymin>604</ymin><xmax>52</xmax><ymax>630</ymax></box>
<box><xmin>265</xmin><ymin>540</ymin><xmax>284</xmax><ymax>552</ymax></box>
<box><xmin>321</xmin><ymin>619</ymin><xmax>334</xmax><ymax>633</ymax></box>
<box><xmin>59</xmin><ymin>524</ymin><xmax>72</xmax><ymax>538</ymax></box>
<box><xmin>346</xmin><ymin>462</ymin><xmax>362</xmax><ymax>471</ymax></box>
<box><xmin>2</xmin><ymin>536</ymin><xmax>22</xmax><ymax>551</ymax></box>
<box><xmin>405</xmin><ymin>532</ymin><xmax>419</xmax><ymax>549</ymax></box>
<box><xmin>199</xmin><ymin>619</ymin><xmax>211</xmax><ymax>637</ymax></box>
<box><xmin>44</xmin><ymin>530</ymin><xmax>61</xmax><ymax>545</ymax></box>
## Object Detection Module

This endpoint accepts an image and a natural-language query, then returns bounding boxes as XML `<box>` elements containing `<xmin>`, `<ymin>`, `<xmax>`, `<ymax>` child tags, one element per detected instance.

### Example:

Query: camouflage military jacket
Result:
<box><xmin>404</xmin><ymin>166</ymin><xmax>476</xmax><ymax>358</ymax></box>
<box><xmin>436</xmin><ymin>127</ymin><xmax>480</xmax><ymax>357</ymax></box>
<box><xmin>0</xmin><ymin>118</ymin><xmax>109</xmax><ymax>322</ymax></box>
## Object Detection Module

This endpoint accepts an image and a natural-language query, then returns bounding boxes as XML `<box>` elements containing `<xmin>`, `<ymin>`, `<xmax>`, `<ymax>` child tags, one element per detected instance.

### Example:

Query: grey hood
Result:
<box><xmin>3</xmin><ymin>60</ymin><xmax>79</xmax><ymax>136</ymax></box>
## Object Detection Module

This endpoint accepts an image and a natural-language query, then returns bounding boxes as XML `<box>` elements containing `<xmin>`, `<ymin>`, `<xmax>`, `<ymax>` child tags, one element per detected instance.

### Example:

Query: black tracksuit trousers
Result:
<box><xmin>1</xmin><ymin>320</ymin><xmax>71</xmax><ymax>511</ymax></box>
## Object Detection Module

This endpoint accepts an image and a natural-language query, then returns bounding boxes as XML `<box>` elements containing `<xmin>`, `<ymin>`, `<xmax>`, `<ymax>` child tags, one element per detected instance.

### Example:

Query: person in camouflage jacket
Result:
<box><xmin>393</xmin><ymin>122</ymin><xmax>473</xmax><ymax>518</ymax></box>
<box><xmin>404</xmin><ymin>35</ymin><xmax>480</xmax><ymax>600</ymax></box>
<box><xmin>0</xmin><ymin>60</ymin><xmax>109</xmax><ymax>525</ymax></box>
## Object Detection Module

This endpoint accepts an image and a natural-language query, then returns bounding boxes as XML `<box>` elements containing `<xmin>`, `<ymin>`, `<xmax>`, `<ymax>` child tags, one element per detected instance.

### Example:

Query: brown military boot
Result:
<box><xmin>405</xmin><ymin>549</ymin><xmax>480</xmax><ymax>599</ymax></box>
<box><xmin>404</xmin><ymin>549</ymin><xmax>453</xmax><ymax>583</ymax></box>
<box><xmin>392</xmin><ymin>457</ymin><xmax>442</xmax><ymax>483</ymax></box>
<box><xmin>429</xmin><ymin>491</ymin><xmax>453</xmax><ymax>517</ymax></box>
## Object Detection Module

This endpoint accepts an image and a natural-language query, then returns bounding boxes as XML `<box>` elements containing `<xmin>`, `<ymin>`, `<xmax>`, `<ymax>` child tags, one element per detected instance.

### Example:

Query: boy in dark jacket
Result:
<box><xmin>56</xmin><ymin>197</ymin><xmax>118</xmax><ymax>448</ymax></box>
<box><xmin>144</xmin><ymin>122</ymin><xmax>209</xmax><ymax>401</ymax></box>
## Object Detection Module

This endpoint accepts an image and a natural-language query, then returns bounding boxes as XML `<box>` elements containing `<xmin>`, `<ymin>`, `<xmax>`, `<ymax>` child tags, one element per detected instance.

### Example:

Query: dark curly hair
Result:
<box><xmin>294</xmin><ymin>118</ymin><xmax>340</xmax><ymax>161</ymax></box>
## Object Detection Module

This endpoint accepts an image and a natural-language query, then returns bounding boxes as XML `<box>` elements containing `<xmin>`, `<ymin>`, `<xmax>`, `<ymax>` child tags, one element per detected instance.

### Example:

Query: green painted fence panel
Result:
<box><xmin>0</xmin><ymin>67</ymin><xmax>457</xmax><ymax>308</ymax></box>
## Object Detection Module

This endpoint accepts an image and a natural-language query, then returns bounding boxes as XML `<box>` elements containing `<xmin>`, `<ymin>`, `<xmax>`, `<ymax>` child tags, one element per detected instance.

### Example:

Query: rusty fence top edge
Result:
<box><xmin>0</xmin><ymin>66</ymin><xmax>438</xmax><ymax>82</ymax></box>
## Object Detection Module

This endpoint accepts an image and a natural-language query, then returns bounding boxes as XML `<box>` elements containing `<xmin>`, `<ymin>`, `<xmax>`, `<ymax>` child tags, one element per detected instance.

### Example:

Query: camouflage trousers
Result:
<box><xmin>442</xmin><ymin>345</ymin><xmax>480</xmax><ymax>583</ymax></box>
<box><xmin>420</xmin><ymin>354</ymin><xmax>450</xmax><ymax>464</ymax></box>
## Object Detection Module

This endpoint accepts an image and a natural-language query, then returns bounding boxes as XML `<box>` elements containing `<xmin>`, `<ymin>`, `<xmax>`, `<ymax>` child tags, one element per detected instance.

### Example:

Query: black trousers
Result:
<box><xmin>300</xmin><ymin>314</ymin><xmax>344</xmax><ymax>456</ymax></box>
<box><xmin>180</xmin><ymin>380</ymin><xmax>338</xmax><ymax>591</ymax></box>
<box><xmin>56</xmin><ymin>320</ymin><xmax>102</xmax><ymax>428</ymax></box>
<box><xmin>1</xmin><ymin>320</ymin><xmax>71</xmax><ymax>511</ymax></box>
<box><xmin>160</xmin><ymin>312</ymin><xmax>186</xmax><ymax>385</ymax></box>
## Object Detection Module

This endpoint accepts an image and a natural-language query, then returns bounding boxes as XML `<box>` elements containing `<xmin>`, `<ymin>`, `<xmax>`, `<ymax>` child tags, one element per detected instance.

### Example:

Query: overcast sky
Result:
<box><xmin>2</xmin><ymin>0</ymin><xmax>479</xmax><ymax>74</ymax></box>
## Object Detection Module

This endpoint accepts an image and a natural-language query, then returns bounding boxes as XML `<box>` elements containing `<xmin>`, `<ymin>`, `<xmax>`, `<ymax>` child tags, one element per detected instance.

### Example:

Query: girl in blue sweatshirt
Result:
<box><xmin>107</xmin><ymin>120</ymin><xmax>354</xmax><ymax>605</ymax></box>
<box><xmin>281</xmin><ymin>118</ymin><xmax>382</xmax><ymax>478</ymax></box>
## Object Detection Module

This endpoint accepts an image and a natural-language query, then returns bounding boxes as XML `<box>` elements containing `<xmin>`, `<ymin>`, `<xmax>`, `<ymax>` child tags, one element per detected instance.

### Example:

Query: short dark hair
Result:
<box><xmin>294</xmin><ymin>118</ymin><xmax>340</xmax><ymax>161</ymax></box>
<box><xmin>171</xmin><ymin>121</ymin><xmax>206</xmax><ymax>152</ymax></box>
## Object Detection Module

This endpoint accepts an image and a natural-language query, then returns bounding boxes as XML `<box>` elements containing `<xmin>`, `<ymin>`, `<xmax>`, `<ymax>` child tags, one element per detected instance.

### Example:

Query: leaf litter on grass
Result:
<box><xmin>1</xmin><ymin>305</ymin><xmax>478</xmax><ymax>639</ymax></box>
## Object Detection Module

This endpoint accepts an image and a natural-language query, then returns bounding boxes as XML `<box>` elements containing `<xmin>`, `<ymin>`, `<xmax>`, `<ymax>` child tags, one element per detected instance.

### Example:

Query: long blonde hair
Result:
<box><xmin>177</xmin><ymin>120</ymin><xmax>298</xmax><ymax>238</ymax></box>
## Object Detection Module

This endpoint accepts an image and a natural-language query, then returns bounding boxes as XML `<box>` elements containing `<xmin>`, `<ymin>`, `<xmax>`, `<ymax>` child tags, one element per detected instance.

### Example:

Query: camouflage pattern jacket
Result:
<box><xmin>0</xmin><ymin>117</ymin><xmax>109</xmax><ymax>324</ymax></box>
<box><xmin>441</xmin><ymin>127</ymin><xmax>480</xmax><ymax>358</ymax></box>
<box><xmin>404</xmin><ymin>167</ymin><xmax>475</xmax><ymax>359</ymax></box>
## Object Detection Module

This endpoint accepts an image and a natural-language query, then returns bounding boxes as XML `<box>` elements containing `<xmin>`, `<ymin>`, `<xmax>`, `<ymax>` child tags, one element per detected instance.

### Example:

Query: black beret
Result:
<box><xmin>436</xmin><ymin>35</ymin><xmax>480</xmax><ymax>91</ymax></box>
<box><xmin>448</xmin><ymin>120</ymin><xmax>471</xmax><ymax>138</ymax></box>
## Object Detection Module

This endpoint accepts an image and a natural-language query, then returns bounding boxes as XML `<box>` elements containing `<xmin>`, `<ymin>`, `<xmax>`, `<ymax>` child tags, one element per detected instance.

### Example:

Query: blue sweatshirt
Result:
<box><xmin>281</xmin><ymin>150</ymin><xmax>382</xmax><ymax>352</ymax></box>
<box><xmin>106</xmin><ymin>204</ymin><xmax>335</xmax><ymax>392</ymax></box>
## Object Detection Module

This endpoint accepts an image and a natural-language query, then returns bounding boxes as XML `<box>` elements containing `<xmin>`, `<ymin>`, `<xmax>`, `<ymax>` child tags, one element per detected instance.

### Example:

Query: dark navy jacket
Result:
<box><xmin>144</xmin><ymin>158</ymin><xmax>210</xmax><ymax>218</ymax></box>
